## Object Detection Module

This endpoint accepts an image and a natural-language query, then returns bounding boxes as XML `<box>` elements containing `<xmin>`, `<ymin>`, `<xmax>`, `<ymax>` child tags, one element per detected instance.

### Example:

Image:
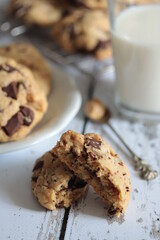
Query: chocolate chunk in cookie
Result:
<box><xmin>2</xmin><ymin>106</ymin><xmax>34</xmax><ymax>136</ymax></box>
<box><xmin>20</xmin><ymin>106</ymin><xmax>34</xmax><ymax>126</ymax></box>
<box><xmin>2</xmin><ymin>112</ymin><xmax>23</xmax><ymax>136</ymax></box>
<box><xmin>2</xmin><ymin>82</ymin><xmax>19</xmax><ymax>99</ymax></box>
<box><xmin>68</xmin><ymin>175</ymin><xmax>87</xmax><ymax>189</ymax></box>
<box><xmin>87</xmin><ymin>138</ymin><xmax>102</xmax><ymax>149</ymax></box>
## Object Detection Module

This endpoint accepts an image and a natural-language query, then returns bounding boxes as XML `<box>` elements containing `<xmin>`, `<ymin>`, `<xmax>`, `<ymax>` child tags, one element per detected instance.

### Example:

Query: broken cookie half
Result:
<box><xmin>31</xmin><ymin>151</ymin><xmax>87</xmax><ymax>210</ymax></box>
<box><xmin>53</xmin><ymin>130</ymin><xmax>131</xmax><ymax>217</ymax></box>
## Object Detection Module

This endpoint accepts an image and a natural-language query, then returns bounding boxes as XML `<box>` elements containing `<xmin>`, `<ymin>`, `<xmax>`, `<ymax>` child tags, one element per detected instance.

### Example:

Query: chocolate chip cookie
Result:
<box><xmin>0</xmin><ymin>57</ymin><xmax>48</xmax><ymax>142</ymax></box>
<box><xmin>0</xmin><ymin>43</ymin><xmax>52</xmax><ymax>96</ymax></box>
<box><xmin>32</xmin><ymin>151</ymin><xmax>87</xmax><ymax>210</ymax></box>
<box><xmin>53</xmin><ymin>130</ymin><xmax>131</xmax><ymax>217</ymax></box>
<box><xmin>52</xmin><ymin>9</ymin><xmax>112</xmax><ymax>60</ymax></box>
<box><xmin>10</xmin><ymin>0</ymin><xmax>63</xmax><ymax>26</ymax></box>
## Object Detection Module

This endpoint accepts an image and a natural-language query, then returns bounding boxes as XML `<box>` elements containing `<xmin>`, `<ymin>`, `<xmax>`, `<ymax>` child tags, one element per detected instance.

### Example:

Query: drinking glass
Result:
<box><xmin>107</xmin><ymin>0</ymin><xmax>160</xmax><ymax>119</ymax></box>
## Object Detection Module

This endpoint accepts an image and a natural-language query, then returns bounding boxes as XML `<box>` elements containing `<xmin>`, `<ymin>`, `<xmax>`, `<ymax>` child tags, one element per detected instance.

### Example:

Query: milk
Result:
<box><xmin>112</xmin><ymin>5</ymin><xmax>160</xmax><ymax>113</ymax></box>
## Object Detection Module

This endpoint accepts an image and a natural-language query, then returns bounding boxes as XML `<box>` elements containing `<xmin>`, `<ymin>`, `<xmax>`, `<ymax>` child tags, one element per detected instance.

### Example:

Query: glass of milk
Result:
<box><xmin>108</xmin><ymin>0</ymin><xmax>160</xmax><ymax>119</ymax></box>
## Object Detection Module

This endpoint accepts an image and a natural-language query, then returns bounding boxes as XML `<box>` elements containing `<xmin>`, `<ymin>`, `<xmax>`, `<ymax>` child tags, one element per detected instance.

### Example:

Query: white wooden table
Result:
<box><xmin>0</xmin><ymin>2</ymin><xmax>160</xmax><ymax>240</ymax></box>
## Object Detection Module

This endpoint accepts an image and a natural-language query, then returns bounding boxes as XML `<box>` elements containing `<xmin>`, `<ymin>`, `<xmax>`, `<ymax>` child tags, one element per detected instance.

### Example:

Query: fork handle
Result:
<box><xmin>107</xmin><ymin>122</ymin><xmax>158</xmax><ymax>180</ymax></box>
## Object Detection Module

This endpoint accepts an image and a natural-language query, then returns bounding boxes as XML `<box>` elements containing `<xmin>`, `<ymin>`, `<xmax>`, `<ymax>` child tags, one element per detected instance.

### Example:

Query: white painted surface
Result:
<box><xmin>0</xmin><ymin>1</ymin><xmax>160</xmax><ymax>240</ymax></box>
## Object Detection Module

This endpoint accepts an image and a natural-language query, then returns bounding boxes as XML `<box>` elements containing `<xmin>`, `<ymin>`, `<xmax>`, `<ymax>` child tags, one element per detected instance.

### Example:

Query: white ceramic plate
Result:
<box><xmin>0</xmin><ymin>64</ymin><xmax>82</xmax><ymax>154</ymax></box>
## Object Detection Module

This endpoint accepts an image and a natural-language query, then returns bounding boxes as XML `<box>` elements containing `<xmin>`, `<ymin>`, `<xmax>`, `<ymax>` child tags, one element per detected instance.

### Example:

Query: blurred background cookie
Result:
<box><xmin>0</xmin><ymin>57</ymin><xmax>48</xmax><ymax>142</ymax></box>
<box><xmin>52</xmin><ymin>9</ymin><xmax>111</xmax><ymax>60</ymax></box>
<box><xmin>10</xmin><ymin>0</ymin><xmax>63</xmax><ymax>27</ymax></box>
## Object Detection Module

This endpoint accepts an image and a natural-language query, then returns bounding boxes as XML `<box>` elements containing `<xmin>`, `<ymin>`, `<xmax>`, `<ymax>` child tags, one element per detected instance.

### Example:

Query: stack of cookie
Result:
<box><xmin>0</xmin><ymin>43</ymin><xmax>52</xmax><ymax>142</ymax></box>
<box><xmin>9</xmin><ymin>0</ymin><xmax>112</xmax><ymax>60</ymax></box>
<box><xmin>32</xmin><ymin>130</ymin><xmax>131</xmax><ymax>217</ymax></box>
